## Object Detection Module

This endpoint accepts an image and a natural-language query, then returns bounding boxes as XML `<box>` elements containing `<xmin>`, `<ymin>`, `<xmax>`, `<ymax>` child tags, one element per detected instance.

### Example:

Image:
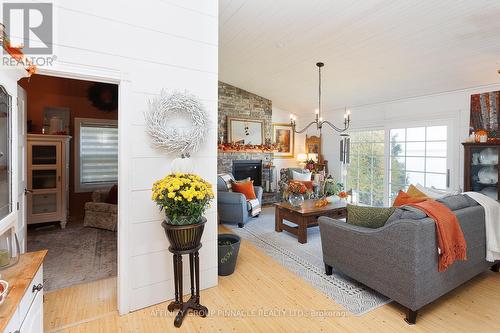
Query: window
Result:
<box><xmin>346</xmin><ymin>129</ymin><xmax>385</xmax><ymax>207</ymax></box>
<box><xmin>75</xmin><ymin>118</ymin><xmax>118</xmax><ymax>192</ymax></box>
<box><xmin>389</xmin><ymin>126</ymin><xmax>448</xmax><ymax>202</ymax></box>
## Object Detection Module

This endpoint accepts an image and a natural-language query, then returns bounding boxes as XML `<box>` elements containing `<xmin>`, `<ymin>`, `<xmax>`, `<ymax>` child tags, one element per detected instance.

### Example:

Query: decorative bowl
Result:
<box><xmin>478</xmin><ymin>166</ymin><xmax>498</xmax><ymax>184</ymax></box>
<box><xmin>479</xmin><ymin>148</ymin><xmax>498</xmax><ymax>165</ymax></box>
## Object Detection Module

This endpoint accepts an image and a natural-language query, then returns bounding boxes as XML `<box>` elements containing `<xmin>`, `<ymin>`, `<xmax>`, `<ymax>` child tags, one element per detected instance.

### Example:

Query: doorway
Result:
<box><xmin>17</xmin><ymin>74</ymin><xmax>119</xmax><ymax>291</ymax></box>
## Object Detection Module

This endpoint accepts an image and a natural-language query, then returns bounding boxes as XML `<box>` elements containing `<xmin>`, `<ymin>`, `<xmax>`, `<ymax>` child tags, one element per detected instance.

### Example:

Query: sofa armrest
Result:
<box><xmin>254</xmin><ymin>186</ymin><xmax>263</xmax><ymax>204</ymax></box>
<box><xmin>217</xmin><ymin>191</ymin><xmax>248</xmax><ymax>224</ymax></box>
<box><xmin>218</xmin><ymin>191</ymin><xmax>246</xmax><ymax>205</ymax></box>
<box><xmin>318</xmin><ymin>216</ymin><xmax>436</xmax><ymax>310</ymax></box>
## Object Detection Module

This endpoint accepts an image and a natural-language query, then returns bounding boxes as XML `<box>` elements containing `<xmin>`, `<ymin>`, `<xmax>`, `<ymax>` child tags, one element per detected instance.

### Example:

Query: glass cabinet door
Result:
<box><xmin>32</xmin><ymin>170</ymin><xmax>57</xmax><ymax>189</ymax></box>
<box><xmin>32</xmin><ymin>145</ymin><xmax>57</xmax><ymax>165</ymax></box>
<box><xmin>469</xmin><ymin>146</ymin><xmax>498</xmax><ymax>200</ymax></box>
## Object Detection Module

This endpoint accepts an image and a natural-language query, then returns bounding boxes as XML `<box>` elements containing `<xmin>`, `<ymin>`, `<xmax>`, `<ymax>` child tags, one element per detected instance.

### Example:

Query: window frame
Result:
<box><xmin>344</xmin><ymin>117</ymin><xmax>458</xmax><ymax>206</ymax></box>
<box><xmin>74</xmin><ymin>117</ymin><xmax>118</xmax><ymax>193</ymax></box>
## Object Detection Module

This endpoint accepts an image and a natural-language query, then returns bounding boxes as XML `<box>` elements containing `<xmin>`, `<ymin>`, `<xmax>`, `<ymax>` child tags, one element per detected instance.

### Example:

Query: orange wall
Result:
<box><xmin>19</xmin><ymin>75</ymin><xmax>118</xmax><ymax>219</ymax></box>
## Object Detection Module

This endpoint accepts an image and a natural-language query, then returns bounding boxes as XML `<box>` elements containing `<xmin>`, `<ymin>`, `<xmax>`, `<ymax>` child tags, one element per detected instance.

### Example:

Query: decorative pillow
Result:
<box><xmin>407</xmin><ymin>184</ymin><xmax>430</xmax><ymax>199</ymax></box>
<box><xmin>292</xmin><ymin>170</ymin><xmax>312</xmax><ymax>181</ymax></box>
<box><xmin>347</xmin><ymin>204</ymin><xmax>397</xmax><ymax>229</ymax></box>
<box><xmin>107</xmin><ymin>184</ymin><xmax>118</xmax><ymax>205</ymax></box>
<box><xmin>392</xmin><ymin>190</ymin><xmax>428</xmax><ymax>207</ymax></box>
<box><xmin>232</xmin><ymin>180</ymin><xmax>257</xmax><ymax>200</ymax></box>
<box><xmin>437</xmin><ymin>194</ymin><xmax>473</xmax><ymax>211</ymax></box>
<box><xmin>414</xmin><ymin>183</ymin><xmax>459</xmax><ymax>199</ymax></box>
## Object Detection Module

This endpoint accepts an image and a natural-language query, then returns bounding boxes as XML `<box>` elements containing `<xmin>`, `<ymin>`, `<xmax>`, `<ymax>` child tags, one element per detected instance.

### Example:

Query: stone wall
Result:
<box><xmin>218</xmin><ymin>81</ymin><xmax>272</xmax><ymax>143</ymax></box>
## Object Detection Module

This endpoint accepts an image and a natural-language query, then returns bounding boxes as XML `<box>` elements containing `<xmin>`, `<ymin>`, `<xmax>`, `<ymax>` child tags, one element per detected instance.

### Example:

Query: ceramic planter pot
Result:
<box><xmin>218</xmin><ymin>233</ymin><xmax>241</xmax><ymax>276</ymax></box>
<box><xmin>162</xmin><ymin>217</ymin><xmax>206</xmax><ymax>251</ymax></box>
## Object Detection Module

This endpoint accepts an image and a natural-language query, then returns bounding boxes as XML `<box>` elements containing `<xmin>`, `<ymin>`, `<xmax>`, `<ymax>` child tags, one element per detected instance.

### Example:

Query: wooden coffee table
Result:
<box><xmin>274</xmin><ymin>200</ymin><xmax>347</xmax><ymax>244</ymax></box>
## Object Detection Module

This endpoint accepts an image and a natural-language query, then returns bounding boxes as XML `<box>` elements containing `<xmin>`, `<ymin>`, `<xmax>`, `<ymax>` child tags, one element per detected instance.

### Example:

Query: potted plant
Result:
<box><xmin>218</xmin><ymin>233</ymin><xmax>241</xmax><ymax>276</ymax></box>
<box><xmin>323</xmin><ymin>177</ymin><xmax>344</xmax><ymax>202</ymax></box>
<box><xmin>152</xmin><ymin>173</ymin><xmax>214</xmax><ymax>251</ymax></box>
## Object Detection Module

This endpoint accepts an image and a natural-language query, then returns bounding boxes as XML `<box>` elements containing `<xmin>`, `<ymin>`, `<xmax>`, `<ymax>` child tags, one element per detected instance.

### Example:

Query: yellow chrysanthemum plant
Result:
<box><xmin>152</xmin><ymin>173</ymin><xmax>214</xmax><ymax>225</ymax></box>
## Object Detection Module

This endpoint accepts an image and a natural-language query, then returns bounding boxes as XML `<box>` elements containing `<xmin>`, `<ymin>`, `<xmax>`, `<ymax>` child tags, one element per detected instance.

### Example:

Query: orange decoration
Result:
<box><xmin>1</xmin><ymin>23</ymin><xmax>37</xmax><ymax>76</ymax></box>
<box><xmin>338</xmin><ymin>191</ymin><xmax>348</xmax><ymax>199</ymax></box>
<box><xmin>314</xmin><ymin>198</ymin><xmax>328</xmax><ymax>208</ymax></box>
<box><xmin>475</xmin><ymin>130</ymin><xmax>488</xmax><ymax>143</ymax></box>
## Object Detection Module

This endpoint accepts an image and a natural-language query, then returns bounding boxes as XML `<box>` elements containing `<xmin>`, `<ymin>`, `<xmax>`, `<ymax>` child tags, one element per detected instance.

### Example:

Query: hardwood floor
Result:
<box><xmin>44</xmin><ymin>226</ymin><xmax>500</xmax><ymax>332</ymax></box>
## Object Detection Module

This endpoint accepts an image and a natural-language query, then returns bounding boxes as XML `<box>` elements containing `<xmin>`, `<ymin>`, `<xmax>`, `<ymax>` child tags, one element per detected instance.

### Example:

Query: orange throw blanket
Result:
<box><xmin>408</xmin><ymin>200</ymin><xmax>467</xmax><ymax>272</ymax></box>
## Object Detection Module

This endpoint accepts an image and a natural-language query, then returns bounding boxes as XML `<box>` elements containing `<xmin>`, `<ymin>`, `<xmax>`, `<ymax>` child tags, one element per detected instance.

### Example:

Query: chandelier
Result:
<box><xmin>290</xmin><ymin>62</ymin><xmax>351</xmax><ymax>133</ymax></box>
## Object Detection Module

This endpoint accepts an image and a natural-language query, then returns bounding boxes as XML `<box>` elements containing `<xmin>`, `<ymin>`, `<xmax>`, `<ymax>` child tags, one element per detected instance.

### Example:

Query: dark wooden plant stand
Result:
<box><xmin>167</xmin><ymin>244</ymin><xmax>208</xmax><ymax>328</ymax></box>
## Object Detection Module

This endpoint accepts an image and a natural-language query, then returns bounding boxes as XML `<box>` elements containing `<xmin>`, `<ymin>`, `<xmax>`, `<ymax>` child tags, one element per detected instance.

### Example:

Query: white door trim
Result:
<box><xmin>36</xmin><ymin>64</ymin><xmax>131</xmax><ymax>315</ymax></box>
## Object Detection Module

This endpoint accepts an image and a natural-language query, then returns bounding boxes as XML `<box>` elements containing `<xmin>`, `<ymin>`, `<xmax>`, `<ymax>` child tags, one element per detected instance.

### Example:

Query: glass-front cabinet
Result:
<box><xmin>463</xmin><ymin>143</ymin><xmax>499</xmax><ymax>201</ymax></box>
<box><xmin>27</xmin><ymin>134</ymin><xmax>70</xmax><ymax>228</ymax></box>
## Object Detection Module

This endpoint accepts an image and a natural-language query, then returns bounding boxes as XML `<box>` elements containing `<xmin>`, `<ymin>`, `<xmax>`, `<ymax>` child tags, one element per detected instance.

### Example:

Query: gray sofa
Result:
<box><xmin>318</xmin><ymin>194</ymin><xmax>499</xmax><ymax>324</ymax></box>
<box><xmin>217</xmin><ymin>174</ymin><xmax>263</xmax><ymax>228</ymax></box>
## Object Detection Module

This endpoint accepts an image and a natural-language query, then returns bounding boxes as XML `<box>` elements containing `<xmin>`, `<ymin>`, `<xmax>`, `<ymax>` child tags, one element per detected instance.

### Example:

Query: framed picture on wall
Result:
<box><xmin>227</xmin><ymin>117</ymin><xmax>264</xmax><ymax>145</ymax></box>
<box><xmin>469</xmin><ymin>90</ymin><xmax>500</xmax><ymax>140</ymax></box>
<box><xmin>272</xmin><ymin>123</ymin><xmax>294</xmax><ymax>158</ymax></box>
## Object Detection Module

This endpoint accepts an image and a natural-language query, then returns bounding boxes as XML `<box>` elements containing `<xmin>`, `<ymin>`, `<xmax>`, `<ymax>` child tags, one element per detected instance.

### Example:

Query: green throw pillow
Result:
<box><xmin>346</xmin><ymin>204</ymin><xmax>396</xmax><ymax>229</ymax></box>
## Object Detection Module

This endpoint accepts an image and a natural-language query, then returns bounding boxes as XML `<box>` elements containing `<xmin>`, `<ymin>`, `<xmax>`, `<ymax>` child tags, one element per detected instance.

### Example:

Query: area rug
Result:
<box><xmin>227</xmin><ymin>207</ymin><xmax>391</xmax><ymax>315</ymax></box>
<box><xmin>27</xmin><ymin>220</ymin><xmax>117</xmax><ymax>291</ymax></box>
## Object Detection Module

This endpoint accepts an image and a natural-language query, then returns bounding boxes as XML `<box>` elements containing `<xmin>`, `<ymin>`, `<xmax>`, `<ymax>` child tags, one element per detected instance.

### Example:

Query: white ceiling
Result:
<box><xmin>219</xmin><ymin>0</ymin><xmax>500</xmax><ymax>114</ymax></box>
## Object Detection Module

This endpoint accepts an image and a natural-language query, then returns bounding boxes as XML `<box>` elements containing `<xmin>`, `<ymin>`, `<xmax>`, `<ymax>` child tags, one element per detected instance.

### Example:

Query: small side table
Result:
<box><xmin>167</xmin><ymin>244</ymin><xmax>208</xmax><ymax>327</ymax></box>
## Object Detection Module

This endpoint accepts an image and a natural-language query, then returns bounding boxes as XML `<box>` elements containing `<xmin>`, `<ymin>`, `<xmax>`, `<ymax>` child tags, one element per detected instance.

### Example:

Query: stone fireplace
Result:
<box><xmin>217</xmin><ymin>81</ymin><xmax>278</xmax><ymax>204</ymax></box>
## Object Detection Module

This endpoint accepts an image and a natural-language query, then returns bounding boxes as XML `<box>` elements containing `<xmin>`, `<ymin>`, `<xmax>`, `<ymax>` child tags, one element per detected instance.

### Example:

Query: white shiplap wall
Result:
<box><xmin>0</xmin><ymin>0</ymin><xmax>218</xmax><ymax>313</ymax></box>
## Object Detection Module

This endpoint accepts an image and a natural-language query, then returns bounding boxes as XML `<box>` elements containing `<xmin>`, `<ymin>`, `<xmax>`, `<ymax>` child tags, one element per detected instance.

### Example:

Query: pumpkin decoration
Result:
<box><xmin>475</xmin><ymin>130</ymin><xmax>488</xmax><ymax>143</ymax></box>
<box><xmin>171</xmin><ymin>154</ymin><xmax>194</xmax><ymax>174</ymax></box>
<box><xmin>314</xmin><ymin>198</ymin><xmax>329</xmax><ymax>208</ymax></box>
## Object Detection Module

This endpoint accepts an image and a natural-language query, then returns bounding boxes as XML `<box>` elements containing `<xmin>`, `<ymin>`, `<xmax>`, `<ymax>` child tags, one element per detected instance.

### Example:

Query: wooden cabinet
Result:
<box><xmin>462</xmin><ymin>142</ymin><xmax>499</xmax><ymax>201</ymax></box>
<box><xmin>27</xmin><ymin>135</ymin><xmax>70</xmax><ymax>228</ymax></box>
<box><xmin>1</xmin><ymin>251</ymin><xmax>46</xmax><ymax>333</ymax></box>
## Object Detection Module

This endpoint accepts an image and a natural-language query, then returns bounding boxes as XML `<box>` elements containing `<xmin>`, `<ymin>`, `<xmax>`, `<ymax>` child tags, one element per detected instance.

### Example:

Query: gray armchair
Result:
<box><xmin>217</xmin><ymin>174</ymin><xmax>263</xmax><ymax>228</ymax></box>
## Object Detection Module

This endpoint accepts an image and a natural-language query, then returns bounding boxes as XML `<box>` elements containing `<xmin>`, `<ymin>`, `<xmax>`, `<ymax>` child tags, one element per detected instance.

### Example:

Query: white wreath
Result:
<box><xmin>145</xmin><ymin>90</ymin><xmax>209</xmax><ymax>155</ymax></box>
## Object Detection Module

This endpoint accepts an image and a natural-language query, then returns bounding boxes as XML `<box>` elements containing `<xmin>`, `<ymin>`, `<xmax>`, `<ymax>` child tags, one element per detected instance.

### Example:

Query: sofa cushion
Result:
<box><xmin>437</xmin><ymin>194</ymin><xmax>474</xmax><ymax>211</ymax></box>
<box><xmin>347</xmin><ymin>204</ymin><xmax>397</xmax><ymax>229</ymax></box>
